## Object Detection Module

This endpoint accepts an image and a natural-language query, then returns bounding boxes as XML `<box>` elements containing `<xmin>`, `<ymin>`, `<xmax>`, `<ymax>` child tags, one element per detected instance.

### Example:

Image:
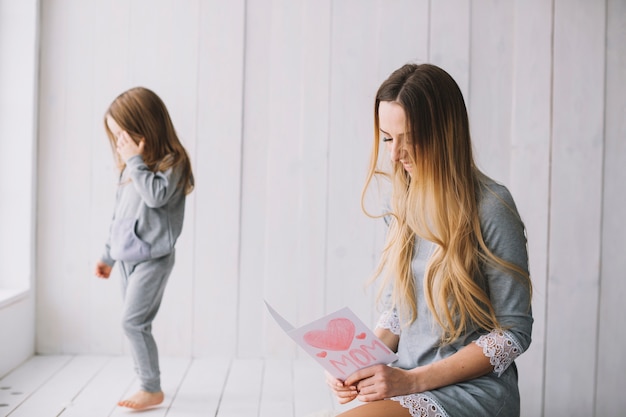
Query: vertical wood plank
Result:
<box><xmin>545</xmin><ymin>1</ymin><xmax>606</xmax><ymax>415</ymax></box>
<box><xmin>595</xmin><ymin>0</ymin><xmax>626</xmax><ymax>415</ymax></box>
<box><xmin>429</xmin><ymin>0</ymin><xmax>470</xmax><ymax>101</ymax></box>
<box><xmin>508</xmin><ymin>2</ymin><xmax>553</xmax><ymax>416</ymax></box>
<box><xmin>261</xmin><ymin>0</ymin><xmax>305</xmax><ymax>357</ymax></box>
<box><xmin>469</xmin><ymin>1</ymin><xmax>515</xmax><ymax>182</ymax></box>
<box><xmin>238</xmin><ymin>0</ymin><xmax>272</xmax><ymax>356</ymax></box>
<box><xmin>36</xmin><ymin>0</ymin><xmax>74</xmax><ymax>354</ymax></box>
<box><xmin>192</xmin><ymin>0</ymin><xmax>246</xmax><ymax>356</ymax></box>
<box><xmin>60</xmin><ymin>0</ymin><xmax>98</xmax><ymax>354</ymax></box>
<box><xmin>376</xmin><ymin>0</ymin><xmax>429</xmax><ymax>79</ymax></box>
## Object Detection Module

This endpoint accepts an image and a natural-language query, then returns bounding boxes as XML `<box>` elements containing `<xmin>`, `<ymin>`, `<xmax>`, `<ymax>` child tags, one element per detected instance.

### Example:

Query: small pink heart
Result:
<box><xmin>356</xmin><ymin>332</ymin><xmax>366</xmax><ymax>340</ymax></box>
<box><xmin>316</xmin><ymin>351</ymin><xmax>327</xmax><ymax>358</ymax></box>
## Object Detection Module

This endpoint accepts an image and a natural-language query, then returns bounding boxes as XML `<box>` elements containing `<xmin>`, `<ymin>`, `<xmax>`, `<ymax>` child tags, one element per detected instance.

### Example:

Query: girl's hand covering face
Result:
<box><xmin>116</xmin><ymin>130</ymin><xmax>144</xmax><ymax>162</ymax></box>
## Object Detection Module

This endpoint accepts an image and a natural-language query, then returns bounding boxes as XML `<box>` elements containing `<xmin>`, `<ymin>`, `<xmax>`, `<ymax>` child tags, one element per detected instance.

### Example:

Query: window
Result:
<box><xmin>0</xmin><ymin>1</ymin><xmax>38</xmax><ymax>307</ymax></box>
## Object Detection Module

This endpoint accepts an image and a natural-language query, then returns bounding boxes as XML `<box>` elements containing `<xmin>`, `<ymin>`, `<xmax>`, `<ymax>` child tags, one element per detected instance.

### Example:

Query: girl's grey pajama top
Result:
<box><xmin>377</xmin><ymin>179</ymin><xmax>533</xmax><ymax>417</ymax></box>
<box><xmin>102</xmin><ymin>154</ymin><xmax>186</xmax><ymax>266</ymax></box>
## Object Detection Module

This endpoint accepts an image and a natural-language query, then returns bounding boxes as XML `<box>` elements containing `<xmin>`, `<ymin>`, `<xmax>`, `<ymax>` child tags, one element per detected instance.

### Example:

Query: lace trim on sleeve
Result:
<box><xmin>376</xmin><ymin>309</ymin><xmax>401</xmax><ymax>335</ymax></box>
<box><xmin>474</xmin><ymin>329</ymin><xmax>524</xmax><ymax>377</ymax></box>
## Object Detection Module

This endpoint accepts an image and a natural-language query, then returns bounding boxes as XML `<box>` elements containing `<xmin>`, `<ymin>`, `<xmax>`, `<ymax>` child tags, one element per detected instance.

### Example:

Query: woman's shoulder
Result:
<box><xmin>477</xmin><ymin>176</ymin><xmax>517</xmax><ymax>214</ymax></box>
<box><xmin>476</xmin><ymin>175</ymin><xmax>524</xmax><ymax>235</ymax></box>
<box><xmin>475</xmin><ymin>175</ymin><xmax>528</xmax><ymax>269</ymax></box>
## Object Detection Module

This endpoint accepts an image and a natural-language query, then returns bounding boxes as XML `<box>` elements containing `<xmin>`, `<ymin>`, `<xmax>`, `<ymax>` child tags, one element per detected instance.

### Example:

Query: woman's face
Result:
<box><xmin>378</xmin><ymin>100</ymin><xmax>413</xmax><ymax>175</ymax></box>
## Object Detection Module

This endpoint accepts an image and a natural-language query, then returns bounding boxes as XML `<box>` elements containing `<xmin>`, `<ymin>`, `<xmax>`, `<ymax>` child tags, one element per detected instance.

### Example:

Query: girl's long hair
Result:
<box><xmin>362</xmin><ymin>64</ymin><xmax>531</xmax><ymax>343</ymax></box>
<box><xmin>104</xmin><ymin>87</ymin><xmax>194</xmax><ymax>194</ymax></box>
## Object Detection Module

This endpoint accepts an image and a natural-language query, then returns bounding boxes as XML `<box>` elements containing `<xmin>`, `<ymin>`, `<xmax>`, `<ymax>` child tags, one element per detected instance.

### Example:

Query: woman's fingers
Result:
<box><xmin>325</xmin><ymin>371</ymin><xmax>358</xmax><ymax>403</ymax></box>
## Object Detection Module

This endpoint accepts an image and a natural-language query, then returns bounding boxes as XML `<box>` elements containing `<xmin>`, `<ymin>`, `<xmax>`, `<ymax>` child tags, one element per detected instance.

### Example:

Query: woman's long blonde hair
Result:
<box><xmin>362</xmin><ymin>64</ymin><xmax>531</xmax><ymax>343</ymax></box>
<box><xmin>104</xmin><ymin>87</ymin><xmax>194</xmax><ymax>194</ymax></box>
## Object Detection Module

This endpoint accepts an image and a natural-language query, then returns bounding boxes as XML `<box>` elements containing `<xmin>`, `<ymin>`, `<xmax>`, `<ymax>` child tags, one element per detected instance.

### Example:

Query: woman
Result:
<box><xmin>327</xmin><ymin>64</ymin><xmax>533</xmax><ymax>417</ymax></box>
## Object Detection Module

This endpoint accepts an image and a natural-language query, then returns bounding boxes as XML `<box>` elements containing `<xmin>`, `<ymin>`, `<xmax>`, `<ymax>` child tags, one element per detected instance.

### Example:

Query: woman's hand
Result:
<box><xmin>343</xmin><ymin>364</ymin><xmax>416</xmax><ymax>402</ymax></box>
<box><xmin>344</xmin><ymin>342</ymin><xmax>495</xmax><ymax>402</ymax></box>
<box><xmin>325</xmin><ymin>372</ymin><xmax>358</xmax><ymax>404</ymax></box>
<box><xmin>116</xmin><ymin>131</ymin><xmax>144</xmax><ymax>162</ymax></box>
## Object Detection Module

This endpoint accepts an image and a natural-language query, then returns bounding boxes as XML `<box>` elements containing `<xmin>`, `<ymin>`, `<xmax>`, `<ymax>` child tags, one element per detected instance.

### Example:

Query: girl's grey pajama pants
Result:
<box><xmin>119</xmin><ymin>251</ymin><xmax>175</xmax><ymax>393</ymax></box>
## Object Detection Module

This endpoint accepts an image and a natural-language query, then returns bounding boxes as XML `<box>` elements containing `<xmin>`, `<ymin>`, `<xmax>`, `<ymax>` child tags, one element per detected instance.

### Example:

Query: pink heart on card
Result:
<box><xmin>316</xmin><ymin>351</ymin><xmax>327</xmax><ymax>358</ymax></box>
<box><xmin>356</xmin><ymin>332</ymin><xmax>366</xmax><ymax>340</ymax></box>
<box><xmin>304</xmin><ymin>318</ymin><xmax>356</xmax><ymax>351</ymax></box>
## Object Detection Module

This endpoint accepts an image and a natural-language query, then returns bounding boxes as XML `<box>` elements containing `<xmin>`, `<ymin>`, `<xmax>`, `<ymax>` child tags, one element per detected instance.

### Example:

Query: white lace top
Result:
<box><xmin>374</xmin><ymin>179</ymin><xmax>533</xmax><ymax>417</ymax></box>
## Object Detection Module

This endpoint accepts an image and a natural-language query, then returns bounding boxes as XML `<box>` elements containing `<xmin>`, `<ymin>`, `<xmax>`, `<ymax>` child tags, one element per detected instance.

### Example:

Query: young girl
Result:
<box><xmin>94</xmin><ymin>87</ymin><xmax>194</xmax><ymax>410</ymax></box>
<box><xmin>327</xmin><ymin>64</ymin><xmax>533</xmax><ymax>416</ymax></box>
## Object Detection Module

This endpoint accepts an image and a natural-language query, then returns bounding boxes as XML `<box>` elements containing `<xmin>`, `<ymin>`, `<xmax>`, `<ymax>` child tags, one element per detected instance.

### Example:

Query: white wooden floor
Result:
<box><xmin>0</xmin><ymin>355</ymin><xmax>362</xmax><ymax>417</ymax></box>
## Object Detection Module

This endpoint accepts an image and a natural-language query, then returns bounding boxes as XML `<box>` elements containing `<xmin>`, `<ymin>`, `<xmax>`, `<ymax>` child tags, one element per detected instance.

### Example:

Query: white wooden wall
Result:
<box><xmin>30</xmin><ymin>1</ymin><xmax>625</xmax><ymax>416</ymax></box>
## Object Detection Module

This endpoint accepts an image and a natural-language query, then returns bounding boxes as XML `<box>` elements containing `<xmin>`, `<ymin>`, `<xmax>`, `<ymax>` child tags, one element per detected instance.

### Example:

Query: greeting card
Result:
<box><xmin>265</xmin><ymin>301</ymin><xmax>398</xmax><ymax>379</ymax></box>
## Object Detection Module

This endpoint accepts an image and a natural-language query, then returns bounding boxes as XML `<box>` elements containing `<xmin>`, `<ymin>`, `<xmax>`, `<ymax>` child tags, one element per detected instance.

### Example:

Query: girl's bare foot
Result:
<box><xmin>117</xmin><ymin>390</ymin><xmax>164</xmax><ymax>410</ymax></box>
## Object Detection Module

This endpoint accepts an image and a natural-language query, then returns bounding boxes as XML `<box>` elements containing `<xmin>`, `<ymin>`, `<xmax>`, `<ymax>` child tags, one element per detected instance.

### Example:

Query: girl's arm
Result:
<box><xmin>126</xmin><ymin>155</ymin><xmax>182</xmax><ymax>208</ymax></box>
<box><xmin>94</xmin><ymin>261</ymin><xmax>112</xmax><ymax>279</ymax></box>
<box><xmin>116</xmin><ymin>130</ymin><xmax>182</xmax><ymax>208</ymax></box>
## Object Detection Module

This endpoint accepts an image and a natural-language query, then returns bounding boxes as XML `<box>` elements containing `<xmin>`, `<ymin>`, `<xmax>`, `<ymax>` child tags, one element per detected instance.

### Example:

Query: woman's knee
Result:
<box><xmin>336</xmin><ymin>400</ymin><xmax>411</xmax><ymax>417</ymax></box>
